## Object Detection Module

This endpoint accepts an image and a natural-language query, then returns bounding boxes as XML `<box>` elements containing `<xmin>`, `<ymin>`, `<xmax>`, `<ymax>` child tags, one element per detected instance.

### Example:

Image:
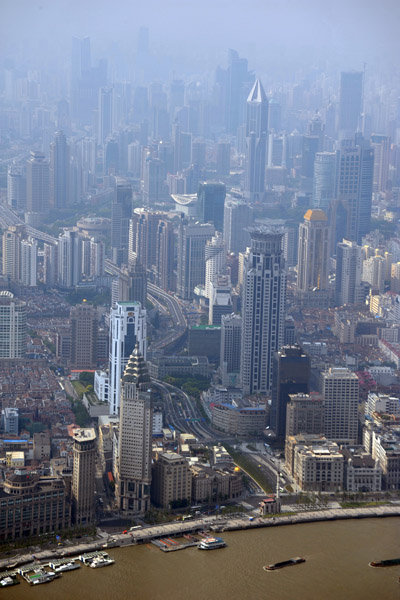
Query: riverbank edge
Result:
<box><xmin>1</xmin><ymin>504</ymin><xmax>399</xmax><ymax>572</ymax></box>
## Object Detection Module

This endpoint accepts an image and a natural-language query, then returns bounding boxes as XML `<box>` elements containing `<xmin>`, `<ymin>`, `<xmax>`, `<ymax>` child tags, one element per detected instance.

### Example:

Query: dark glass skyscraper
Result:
<box><xmin>197</xmin><ymin>182</ymin><xmax>226</xmax><ymax>232</ymax></box>
<box><xmin>338</xmin><ymin>71</ymin><xmax>363</xmax><ymax>137</ymax></box>
<box><xmin>270</xmin><ymin>345</ymin><xmax>310</xmax><ymax>442</ymax></box>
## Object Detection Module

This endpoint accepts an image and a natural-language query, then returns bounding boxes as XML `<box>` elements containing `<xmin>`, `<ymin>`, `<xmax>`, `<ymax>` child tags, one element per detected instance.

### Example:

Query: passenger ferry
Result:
<box><xmin>198</xmin><ymin>536</ymin><xmax>226</xmax><ymax>550</ymax></box>
<box><xmin>89</xmin><ymin>556</ymin><xmax>115</xmax><ymax>568</ymax></box>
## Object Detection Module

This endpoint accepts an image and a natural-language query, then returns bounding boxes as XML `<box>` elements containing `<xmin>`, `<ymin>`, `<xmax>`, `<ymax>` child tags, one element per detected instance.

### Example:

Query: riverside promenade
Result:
<box><xmin>1</xmin><ymin>504</ymin><xmax>399</xmax><ymax>571</ymax></box>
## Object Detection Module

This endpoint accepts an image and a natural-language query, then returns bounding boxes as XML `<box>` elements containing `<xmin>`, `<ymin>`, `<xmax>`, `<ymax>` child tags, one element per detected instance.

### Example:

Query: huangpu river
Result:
<box><xmin>5</xmin><ymin>518</ymin><xmax>400</xmax><ymax>600</ymax></box>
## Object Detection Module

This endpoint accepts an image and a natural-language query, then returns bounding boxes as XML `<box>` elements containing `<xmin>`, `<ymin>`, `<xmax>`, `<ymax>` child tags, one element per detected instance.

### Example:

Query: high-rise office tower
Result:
<box><xmin>143</xmin><ymin>156</ymin><xmax>166</xmax><ymax>206</ymax></box>
<box><xmin>0</xmin><ymin>292</ymin><xmax>26</xmax><ymax>358</ymax></box>
<box><xmin>223</xmin><ymin>198</ymin><xmax>253</xmax><ymax>254</ymax></box>
<box><xmin>172</xmin><ymin>124</ymin><xmax>192</xmax><ymax>172</ymax></box>
<box><xmin>26</xmin><ymin>151</ymin><xmax>50</xmax><ymax>215</ymax></box>
<box><xmin>7</xmin><ymin>165</ymin><xmax>26</xmax><ymax>210</ymax></box>
<box><xmin>335</xmin><ymin>239</ymin><xmax>364</xmax><ymax>306</ymax></box>
<box><xmin>90</xmin><ymin>238</ymin><xmax>105</xmax><ymax>277</ymax></box>
<box><xmin>50</xmin><ymin>131</ymin><xmax>70</xmax><ymax>209</ymax></box>
<box><xmin>205</xmin><ymin>232</ymin><xmax>226</xmax><ymax>299</ymax></box>
<box><xmin>216</xmin><ymin>141</ymin><xmax>231</xmax><ymax>177</ymax></box>
<box><xmin>109</xmin><ymin>301</ymin><xmax>146</xmax><ymax>415</ymax></box>
<box><xmin>130</xmin><ymin>209</ymin><xmax>161</xmax><ymax>271</ymax></box>
<box><xmin>111</xmin><ymin>177</ymin><xmax>132</xmax><ymax>266</ymax></box>
<box><xmin>98</xmin><ymin>87</ymin><xmax>113</xmax><ymax>145</ymax></box>
<box><xmin>209</xmin><ymin>274</ymin><xmax>232</xmax><ymax>325</ymax></box>
<box><xmin>197</xmin><ymin>182</ymin><xmax>226</xmax><ymax>232</ymax></box>
<box><xmin>333</xmin><ymin>140</ymin><xmax>374</xmax><ymax>245</ymax></box>
<box><xmin>43</xmin><ymin>242</ymin><xmax>58</xmax><ymax>287</ymax></box>
<box><xmin>338</xmin><ymin>71</ymin><xmax>363</xmax><ymax>137</ymax></box>
<box><xmin>177</xmin><ymin>221</ymin><xmax>214</xmax><ymax>300</ymax></box>
<box><xmin>20</xmin><ymin>238</ymin><xmax>37</xmax><ymax>287</ymax></box>
<box><xmin>312</xmin><ymin>152</ymin><xmax>337</xmax><ymax>211</ymax></box>
<box><xmin>320</xmin><ymin>367</ymin><xmax>359</xmax><ymax>445</ymax></box>
<box><xmin>58</xmin><ymin>229</ymin><xmax>81</xmax><ymax>288</ymax></box>
<box><xmin>370</xmin><ymin>134</ymin><xmax>390</xmax><ymax>193</ymax></box>
<box><xmin>301</xmin><ymin>135</ymin><xmax>320</xmax><ymax>182</ymax></box>
<box><xmin>70</xmin><ymin>303</ymin><xmax>98</xmax><ymax>369</ymax></box>
<box><xmin>2</xmin><ymin>225</ymin><xmax>24</xmax><ymax>282</ymax></box>
<box><xmin>240</xmin><ymin>228</ymin><xmax>286</xmax><ymax>394</ymax></box>
<box><xmin>155</xmin><ymin>219</ymin><xmax>175</xmax><ymax>291</ymax></box>
<box><xmin>116</xmin><ymin>346</ymin><xmax>152</xmax><ymax>514</ymax></box>
<box><xmin>270</xmin><ymin>345</ymin><xmax>310</xmax><ymax>441</ymax></box>
<box><xmin>285</xmin><ymin>392</ymin><xmax>324</xmax><ymax>438</ymax></box>
<box><xmin>244</xmin><ymin>79</ymin><xmax>268</xmax><ymax>203</ymax></box>
<box><xmin>297</xmin><ymin>209</ymin><xmax>329</xmax><ymax>305</ymax></box>
<box><xmin>268</xmin><ymin>99</ymin><xmax>282</xmax><ymax>132</ymax></box>
<box><xmin>220</xmin><ymin>313</ymin><xmax>242</xmax><ymax>386</ymax></box>
<box><xmin>224</xmin><ymin>49</ymin><xmax>253</xmax><ymax>134</ymax></box>
<box><xmin>191</xmin><ymin>140</ymin><xmax>206</xmax><ymax>169</ymax></box>
<box><xmin>113</xmin><ymin>263</ymin><xmax>147</xmax><ymax>308</ymax></box>
<box><xmin>283</xmin><ymin>222</ymin><xmax>299</xmax><ymax>268</ymax></box>
<box><xmin>72</xmin><ymin>428</ymin><xmax>96</xmax><ymax>526</ymax></box>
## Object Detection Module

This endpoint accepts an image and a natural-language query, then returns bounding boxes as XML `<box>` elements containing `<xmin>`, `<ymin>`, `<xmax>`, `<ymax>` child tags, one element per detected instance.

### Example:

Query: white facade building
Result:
<box><xmin>109</xmin><ymin>301</ymin><xmax>146</xmax><ymax>415</ymax></box>
<box><xmin>320</xmin><ymin>367</ymin><xmax>359</xmax><ymax>445</ymax></box>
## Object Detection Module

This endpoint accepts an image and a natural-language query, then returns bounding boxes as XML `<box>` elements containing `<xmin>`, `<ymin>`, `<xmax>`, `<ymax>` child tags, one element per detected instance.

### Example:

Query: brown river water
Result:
<box><xmin>5</xmin><ymin>518</ymin><xmax>400</xmax><ymax>600</ymax></box>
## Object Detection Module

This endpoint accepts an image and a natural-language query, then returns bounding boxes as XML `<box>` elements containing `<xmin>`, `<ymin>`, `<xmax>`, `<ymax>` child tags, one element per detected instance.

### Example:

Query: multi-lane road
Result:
<box><xmin>0</xmin><ymin>201</ymin><xmax>57</xmax><ymax>244</ymax></box>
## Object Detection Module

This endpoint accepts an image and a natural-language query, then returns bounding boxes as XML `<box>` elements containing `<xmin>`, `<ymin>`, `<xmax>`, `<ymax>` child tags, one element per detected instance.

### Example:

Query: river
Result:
<box><xmin>5</xmin><ymin>518</ymin><xmax>400</xmax><ymax>600</ymax></box>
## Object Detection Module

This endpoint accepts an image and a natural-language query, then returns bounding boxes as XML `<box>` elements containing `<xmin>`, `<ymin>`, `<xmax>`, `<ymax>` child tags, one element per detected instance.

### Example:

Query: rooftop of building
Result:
<box><xmin>73</xmin><ymin>428</ymin><xmax>96</xmax><ymax>442</ymax></box>
<box><xmin>304</xmin><ymin>209</ymin><xmax>328</xmax><ymax>222</ymax></box>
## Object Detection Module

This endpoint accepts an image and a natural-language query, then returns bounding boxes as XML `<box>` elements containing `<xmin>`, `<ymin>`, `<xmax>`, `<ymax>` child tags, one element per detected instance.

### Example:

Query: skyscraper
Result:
<box><xmin>320</xmin><ymin>367</ymin><xmax>359</xmax><ymax>445</ymax></box>
<box><xmin>108</xmin><ymin>301</ymin><xmax>146</xmax><ymax>416</ymax></box>
<box><xmin>371</xmin><ymin>134</ymin><xmax>390</xmax><ymax>193</ymax></box>
<box><xmin>177</xmin><ymin>221</ymin><xmax>214</xmax><ymax>300</ymax></box>
<box><xmin>98</xmin><ymin>87</ymin><xmax>113</xmax><ymax>145</ymax></box>
<box><xmin>338</xmin><ymin>71</ymin><xmax>363</xmax><ymax>137</ymax></box>
<box><xmin>20</xmin><ymin>238</ymin><xmax>37</xmax><ymax>287</ymax></box>
<box><xmin>244</xmin><ymin>79</ymin><xmax>268</xmax><ymax>203</ymax></box>
<box><xmin>116</xmin><ymin>347</ymin><xmax>152</xmax><ymax>514</ymax></box>
<box><xmin>335</xmin><ymin>239</ymin><xmax>364</xmax><ymax>306</ymax></box>
<box><xmin>270</xmin><ymin>345</ymin><xmax>310</xmax><ymax>441</ymax></box>
<box><xmin>70</xmin><ymin>303</ymin><xmax>98</xmax><ymax>369</ymax></box>
<box><xmin>50</xmin><ymin>131</ymin><xmax>69</xmax><ymax>209</ymax></box>
<box><xmin>26</xmin><ymin>151</ymin><xmax>50</xmax><ymax>216</ymax></box>
<box><xmin>312</xmin><ymin>151</ymin><xmax>337</xmax><ymax>211</ymax></box>
<box><xmin>58</xmin><ymin>229</ymin><xmax>81</xmax><ymax>288</ymax></box>
<box><xmin>216</xmin><ymin>141</ymin><xmax>231</xmax><ymax>177</ymax></box>
<box><xmin>197</xmin><ymin>182</ymin><xmax>226</xmax><ymax>232</ymax></box>
<box><xmin>297</xmin><ymin>209</ymin><xmax>329</xmax><ymax>305</ymax></box>
<box><xmin>220</xmin><ymin>313</ymin><xmax>242</xmax><ymax>386</ymax></box>
<box><xmin>7</xmin><ymin>165</ymin><xmax>26</xmax><ymax>210</ymax></box>
<box><xmin>0</xmin><ymin>292</ymin><xmax>26</xmax><ymax>359</ymax></box>
<box><xmin>334</xmin><ymin>140</ymin><xmax>374</xmax><ymax>244</ymax></box>
<box><xmin>223</xmin><ymin>197</ymin><xmax>253</xmax><ymax>253</ymax></box>
<box><xmin>72</xmin><ymin>428</ymin><xmax>96</xmax><ymax>526</ymax></box>
<box><xmin>155</xmin><ymin>219</ymin><xmax>175</xmax><ymax>291</ymax></box>
<box><xmin>111</xmin><ymin>177</ymin><xmax>132</xmax><ymax>266</ymax></box>
<box><xmin>224</xmin><ymin>49</ymin><xmax>253</xmax><ymax>134</ymax></box>
<box><xmin>2</xmin><ymin>225</ymin><xmax>24</xmax><ymax>282</ymax></box>
<box><xmin>205</xmin><ymin>232</ymin><xmax>226</xmax><ymax>299</ymax></box>
<box><xmin>240</xmin><ymin>228</ymin><xmax>286</xmax><ymax>394</ymax></box>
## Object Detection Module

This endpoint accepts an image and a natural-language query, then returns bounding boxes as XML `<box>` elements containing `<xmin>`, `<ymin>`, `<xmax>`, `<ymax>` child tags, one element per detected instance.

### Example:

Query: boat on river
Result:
<box><xmin>263</xmin><ymin>557</ymin><xmax>305</xmax><ymax>571</ymax></box>
<box><xmin>198</xmin><ymin>537</ymin><xmax>226</xmax><ymax>550</ymax></box>
<box><xmin>370</xmin><ymin>558</ymin><xmax>400</xmax><ymax>567</ymax></box>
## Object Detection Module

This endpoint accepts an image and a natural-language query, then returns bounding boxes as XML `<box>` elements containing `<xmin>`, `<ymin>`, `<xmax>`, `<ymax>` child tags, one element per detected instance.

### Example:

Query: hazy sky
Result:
<box><xmin>1</xmin><ymin>0</ymin><xmax>400</xmax><ymax>76</ymax></box>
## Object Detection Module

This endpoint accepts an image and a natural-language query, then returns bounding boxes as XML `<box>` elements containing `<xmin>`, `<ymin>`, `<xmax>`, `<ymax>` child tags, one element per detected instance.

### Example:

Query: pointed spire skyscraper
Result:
<box><xmin>244</xmin><ymin>78</ymin><xmax>269</xmax><ymax>203</ymax></box>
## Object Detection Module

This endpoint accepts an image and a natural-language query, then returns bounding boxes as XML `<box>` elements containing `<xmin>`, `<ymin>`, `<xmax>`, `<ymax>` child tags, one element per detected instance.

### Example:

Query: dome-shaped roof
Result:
<box><xmin>304</xmin><ymin>209</ymin><xmax>328</xmax><ymax>222</ymax></box>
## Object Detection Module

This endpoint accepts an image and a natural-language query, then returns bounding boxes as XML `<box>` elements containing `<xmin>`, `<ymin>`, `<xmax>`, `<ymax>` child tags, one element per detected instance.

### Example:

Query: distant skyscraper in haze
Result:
<box><xmin>339</xmin><ymin>71</ymin><xmax>363</xmax><ymax>137</ymax></box>
<box><xmin>111</xmin><ymin>177</ymin><xmax>132</xmax><ymax>266</ymax></box>
<box><xmin>216</xmin><ymin>141</ymin><xmax>231</xmax><ymax>177</ymax></box>
<box><xmin>98</xmin><ymin>87</ymin><xmax>113</xmax><ymax>145</ymax></box>
<box><xmin>297</xmin><ymin>209</ymin><xmax>329</xmax><ymax>305</ymax></box>
<box><xmin>26</xmin><ymin>151</ymin><xmax>50</xmax><ymax>216</ymax></box>
<box><xmin>270</xmin><ymin>345</ymin><xmax>310</xmax><ymax>441</ymax></box>
<box><xmin>223</xmin><ymin>198</ymin><xmax>253</xmax><ymax>253</ymax></box>
<box><xmin>224</xmin><ymin>49</ymin><xmax>253</xmax><ymax>134</ymax></box>
<box><xmin>177</xmin><ymin>221</ymin><xmax>214</xmax><ymax>300</ymax></box>
<box><xmin>58</xmin><ymin>229</ymin><xmax>81</xmax><ymax>288</ymax></box>
<box><xmin>334</xmin><ymin>139</ymin><xmax>374</xmax><ymax>245</ymax></box>
<box><xmin>205</xmin><ymin>232</ymin><xmax>226</xmax><ymax>298</ymax></box>
<box><xmin>335</xmin><ymin>239</ymin><xmax>364</xmax><ymax>306</ymax></box>
<box><xmin>312</xmin><ymin>152</ymin><xmax>337</xmax><ymax>211</ymax></box>
<box><xmin>240</xmin><ymin>228</ymin><xmax>286</xmax><ymax>394</ymax></box>
<box><xmin>244</xmin><ymin>79</ymin><xmax>268</xmax><ymax>203</ymax></box>
<box><xmin>370</xmin><ymin>134</ymin><xmax>390</xmax><ymax>193</ymax></box>
<box><xmin>197</xmin><ymin>182</ymin><xmax>226</xmax><ymax>232</ymax></box>
<box><xmin>7</xmin><ymin>165</ymin><xmax>26</xmax><ymax>211</ymax></box>
<box><xmin>50</xmin><ymin>131</ymin><xmax>70</xmax><ymax>209</ymax></box>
